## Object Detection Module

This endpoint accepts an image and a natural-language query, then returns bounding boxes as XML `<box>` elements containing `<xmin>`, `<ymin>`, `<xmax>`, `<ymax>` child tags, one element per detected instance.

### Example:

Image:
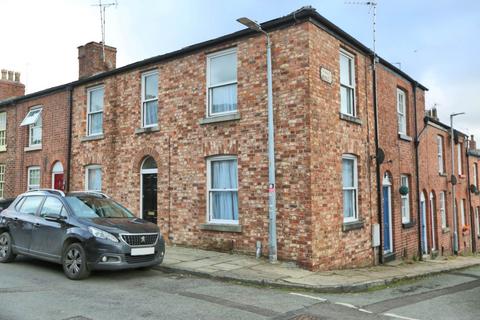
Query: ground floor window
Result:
<box><xmin>0</xmin><ymin>164</ymin><xmax>5</xmax><ymax>198</ymax></box>
<box><xmin>85</xmin><ymin>165</ymin><xmax>102</xmax><ymax>191</ymax></box>
<box><xmin>28</xmin><ymin>166</ymin><xmax>40</xmax><ymax>191</ymax></box>
<box><xmin>476</xmin><ymin>207</ymin><xmax>480</xmax><ymax>237</ymax></box>
<box><xmin>342</xmin><ymin>154</ymin><xmax>358</xmax><ymax>222</ymax></box>
<box><xmin>207</xmin><ymin>156</ymin><xmax>238</xmax><ymax>224</ymax></box>
<box><xmin>439</xmin><ymin>191</ymin><xmax>447</xmax><ymax>228</ymax></box>
<box><xmin>400</xmin><ymin>175</ymin><xmax>410</xmax><ymax>224</ymax></box>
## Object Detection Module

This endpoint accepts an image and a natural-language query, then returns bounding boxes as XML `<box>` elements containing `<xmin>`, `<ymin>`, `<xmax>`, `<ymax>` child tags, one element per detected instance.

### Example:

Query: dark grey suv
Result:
<box><xmin>0</xmin><ymin>190</ymin><xmax>165</xmax><ymax>280</ymax></box>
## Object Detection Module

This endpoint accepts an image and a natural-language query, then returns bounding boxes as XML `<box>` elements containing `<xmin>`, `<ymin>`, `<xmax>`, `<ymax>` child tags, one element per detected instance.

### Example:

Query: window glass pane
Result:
<box><xmin>29</xmin><ymin>169</ymin><xmax>40</xmax><ymax>187</ymax></box>
<box><xmin>144</xmin><ymin>100</ymin><xmax>158</xmax><ymax>126</ymax></box>
<box><xmin>340</xmin><ymin>54</ymin><xmax>351</xmax><ymax>85</ymax></box>
<box><xmin>0</xmin><ymin>113</ymin><xmax>6</xmax><ymax>130</ymax></box>
<box><xmin>343</xmin><ymin>190</ymin><xmax>355</xmax><ymax>218</ymax></box>
<box><xmin>89</xmin><ymin>113</ymin><xmax>103</xmax><ymax>135</ymax></box>
<box><xmin>212</xmin><ymin>159</ymin><xmax>237</xmax><ymax>189</ymax></box>
<box><xmin>212</xmin><ymin>191</ymin><xmax>238</xmax><ymax>220</ymax></box>
<box><xmin>210</xmin><ymin>84</ymin><xmax>237</xmax><ymax>114</ymax></box>
<box><xmin>87</xmin><ymin>168</ymin><xmax>102</xmax><ymax>191</ymax></box>
<box><xmin>19</xmin><ymin>196</ymin><xmax>44</xmax><ymax>215</ymax></box>
<box><xmin>40</xmin><ymin>197</ymin><xmax>64</xmax><ymax>217</ymax></box>
<box><xmin>142</xmin><ymin>157</ymin><xmax>157</xmax><ymax>170</ymax></box>
<box><xmin>89</xmin><ymin>88</ymin><xmax>104</xmax><ymax>112</ymax></box>
<box><xmin>144</xmin><ymin>74</ymin><xmax>158</xmax><ymax>100</ymax></box>
<box><xmin>342</xmin><ymin>159</ymin><xmax>354</xmax><ymax>188</ymax></box>
<box><xmin>30</xmin><ymin>126</ymin><xmax>42</xmax><ymax>145</ymax></box>
<box><xmin>210</xmin><ymin>52</ymin><xmax>237</xmax><ymax>85</ymax></box>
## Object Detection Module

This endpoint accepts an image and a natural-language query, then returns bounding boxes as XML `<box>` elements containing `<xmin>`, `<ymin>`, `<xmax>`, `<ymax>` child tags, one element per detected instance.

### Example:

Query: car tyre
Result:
<box><xmin>0</xmin><ymin>232</ymin><xmax>16</xmax><ymax>263</ymax></box>
<box><xmin>62</xmin><ymin>243</ymin><xmax>90</xmax><ymax>280</ymax></box>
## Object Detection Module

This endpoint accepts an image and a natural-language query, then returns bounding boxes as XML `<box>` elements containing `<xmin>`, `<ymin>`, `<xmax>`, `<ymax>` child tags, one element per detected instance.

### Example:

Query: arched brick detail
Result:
<box><xmin>131</xmin><ymin>147</ymin><xmax>161</xmax><ymax>172</ymax></box>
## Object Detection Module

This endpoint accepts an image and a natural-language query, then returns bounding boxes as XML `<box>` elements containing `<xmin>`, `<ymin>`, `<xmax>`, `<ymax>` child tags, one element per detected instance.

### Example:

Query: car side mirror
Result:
<box><xmin>44</xmin><ymin>213</ymin><xmax>64</xmax><ymax>222</ymax></box>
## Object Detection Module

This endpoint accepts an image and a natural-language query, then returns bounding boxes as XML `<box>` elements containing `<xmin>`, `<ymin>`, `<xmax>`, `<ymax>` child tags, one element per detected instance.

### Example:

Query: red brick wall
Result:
<box><xmin>78</xmin><ymin>42</ymin><xmax>116</xmax><ymax>79</ymax></box>
<box><xmin>0</xmin><ymin>105</ymin><xmax>19</xmax><ymax>198</ymax></box>
<box><xmin>376</xmin><ymin>65</ymin><xmax>423</xmax><ymax>259</ymax></box>
<box><xmin>0</xmin><ymin>80</ymin><xmax>25</xmax><ymax>101</ymax></box>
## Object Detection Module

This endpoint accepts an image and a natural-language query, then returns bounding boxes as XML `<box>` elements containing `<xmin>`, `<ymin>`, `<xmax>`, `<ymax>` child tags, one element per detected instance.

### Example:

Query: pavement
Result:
<box><xmin>157</xmin><ymin>245</ymin><xmax>480</xmax><ymax>292</ymax></box>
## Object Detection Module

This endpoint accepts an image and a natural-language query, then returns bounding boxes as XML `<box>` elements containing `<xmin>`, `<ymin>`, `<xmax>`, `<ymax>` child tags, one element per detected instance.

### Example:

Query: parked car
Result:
<box><xmin>0</xmin><ymin>190</ymin><xmax>165</xmax><ymax>280</ymax></box>
<box><xmin>0</xmin><ymin>198</ymin><xmax>15</xmax><ymax>213</ymax></box>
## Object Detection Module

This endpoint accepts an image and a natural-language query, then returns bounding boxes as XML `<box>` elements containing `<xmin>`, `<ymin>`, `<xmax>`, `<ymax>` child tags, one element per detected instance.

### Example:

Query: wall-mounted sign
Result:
<box><xmin>320</xmin><ymin>67</ymin><xmax>332</xmax><ymax>84</ymax></box>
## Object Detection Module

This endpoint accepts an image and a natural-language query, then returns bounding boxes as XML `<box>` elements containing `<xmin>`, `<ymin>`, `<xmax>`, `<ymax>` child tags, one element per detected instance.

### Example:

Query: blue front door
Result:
<box><xmin>383</xmin><ymin>186</ymin><xmax>391</xmax><ymax>253</ymax></box>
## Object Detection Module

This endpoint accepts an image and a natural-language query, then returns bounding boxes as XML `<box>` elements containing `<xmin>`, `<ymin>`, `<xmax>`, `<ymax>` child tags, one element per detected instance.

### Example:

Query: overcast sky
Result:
<box><xmin>1</xmin><ymin>0</ymin><xmax>478</xmax><ymax>138</ymax></box>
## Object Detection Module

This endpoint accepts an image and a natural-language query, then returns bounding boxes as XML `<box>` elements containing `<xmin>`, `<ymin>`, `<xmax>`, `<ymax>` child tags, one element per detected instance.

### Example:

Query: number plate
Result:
<box><xmin>131</xmin><ymin>247</ymin><xmax>155</xmax><ymax>256</ymax></box>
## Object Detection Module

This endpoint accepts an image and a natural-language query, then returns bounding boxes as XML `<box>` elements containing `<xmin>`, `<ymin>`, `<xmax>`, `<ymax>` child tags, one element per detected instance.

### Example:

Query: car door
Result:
<box><xmin>30</xmin><ymin>196</ymin><xmax>68</xmax><ymax>262</ymax></box>
<box><xmin>8</xmin><ymin>196</ymin><xmax>44</xmax><ymax>254</ymax></box>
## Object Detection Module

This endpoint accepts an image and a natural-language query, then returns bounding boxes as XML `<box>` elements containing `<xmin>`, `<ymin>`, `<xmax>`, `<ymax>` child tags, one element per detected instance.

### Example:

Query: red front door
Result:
<box><xmin>53</xmin><ymin>173</ymin><xmax>64</xmax><ymax>191</ymax></box>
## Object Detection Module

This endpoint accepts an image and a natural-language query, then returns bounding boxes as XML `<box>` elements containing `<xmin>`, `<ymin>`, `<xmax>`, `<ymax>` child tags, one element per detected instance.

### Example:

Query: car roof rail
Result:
<box><xmin>68</xmin><ymin>191</ymin><xmax>109</xmax><ymax>199</ymax></box>
<box><xmin>25</xmin><ymin>189</ymin><xmax>65</xmax><ymax>197</ymax></box>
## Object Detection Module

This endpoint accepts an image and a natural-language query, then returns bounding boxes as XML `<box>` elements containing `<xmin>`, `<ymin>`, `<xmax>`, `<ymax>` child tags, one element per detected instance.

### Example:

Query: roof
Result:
<box><xmin>0</xmin><ymin>6</ymin><xmax>428</xmax><ymax>107</ymax></box>
<box><xmin>424</xmin><ymin>116</ymin><xmax>468</xmax><ymax>137</ymax></box>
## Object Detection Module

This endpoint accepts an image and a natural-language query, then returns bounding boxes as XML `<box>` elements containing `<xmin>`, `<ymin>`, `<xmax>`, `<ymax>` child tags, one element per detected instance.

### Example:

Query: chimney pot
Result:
<box><xmin>14</xmin><ymin>72</ymin><xmax>20</xmax><ymax>82</ymax></box>
<box><xmin>7</xmin><ymin>71</ymin><xmax>13</xmax><ymax>81</ymax></box>
<box><xmin>1</xmin><ymin>70</ymin><xmax>6</xmax><ymax>80</ymax></box>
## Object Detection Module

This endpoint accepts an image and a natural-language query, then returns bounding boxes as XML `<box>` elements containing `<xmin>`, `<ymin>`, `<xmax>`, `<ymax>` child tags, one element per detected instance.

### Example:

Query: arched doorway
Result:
<box><xmin>51</xmin><ymin>161</ymin><xmax>64</xmax><ymax>191</ymax></box>
<box><xmin>429</xmin><ymin>192</ymin><xmax>436</xmax><ymax>252</ymax></box>
<box><xmin>382</xmin><ymin>172</ymin><xmax>393</xmax><ymax>254</ymax></box>
<box><xmin>140</xmin><ymin>156</ymin><xmax>158</xmax><ymax>224</ymax></box>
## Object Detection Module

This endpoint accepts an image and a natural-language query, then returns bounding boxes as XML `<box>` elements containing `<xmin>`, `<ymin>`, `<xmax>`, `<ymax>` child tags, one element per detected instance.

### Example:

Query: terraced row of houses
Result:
<box><xmin>1</xmin><ymin>7</ymin><xmax>479</xmax><ymax>271</ymax></box>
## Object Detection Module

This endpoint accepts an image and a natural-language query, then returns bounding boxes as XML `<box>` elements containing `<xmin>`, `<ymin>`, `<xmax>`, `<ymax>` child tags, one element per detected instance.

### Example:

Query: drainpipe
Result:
<box><xmin>372</xmin><ymin>55</ymin><xmax>383</xmax><ymax>263</ymax></box>
<box><xmin>465</xmin><ymin>139</ymin><xmax>476</xmax><ymax>252</ymax></box>
<box><xmin>66</xmin><ymin>86</ymin><xmax>73</xmax><ymax>192</ymax></box>
<box><xmin>412</xmin><ymin>81</ymin><xmax>423</xmax><ymax>260</ymax></box>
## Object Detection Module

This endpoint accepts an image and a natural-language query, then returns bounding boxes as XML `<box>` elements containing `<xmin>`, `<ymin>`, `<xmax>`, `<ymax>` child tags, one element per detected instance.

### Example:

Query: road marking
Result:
<box><xmin>358</xmin><ymin>308</ymin><xmax>373</xmax><ymax>313</ymax></box>
<box><xmin>383</xmin><ymin>313</ymin><xmax>420</xmax><ymax>320</ymax></box>
<box><xmin>289</xmin><ymin>292</ymin><xmax>327</xmax><ymax>302</ymax></box>
<box><xmin>334</xmin><ymin>302</ymin><xmax>358</xmax><ymax>309</ymax></box>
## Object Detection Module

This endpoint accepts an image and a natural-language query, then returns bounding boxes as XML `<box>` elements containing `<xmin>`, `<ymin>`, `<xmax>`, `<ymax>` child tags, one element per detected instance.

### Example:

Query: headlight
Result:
<box><xmin>88</xmin><ymin>226</ymin><xmax>119</xmax><ymax>243</ymax></box>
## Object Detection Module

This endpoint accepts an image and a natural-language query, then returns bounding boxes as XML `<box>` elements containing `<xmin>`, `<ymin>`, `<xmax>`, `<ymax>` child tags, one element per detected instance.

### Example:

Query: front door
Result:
<box><xmin>53</xmin><ymin>173</ymin><xmax>64</xmax><ymax>191</ymax></box>
<box><xmin>142</xmin><ymin>173</ymin><xmax>157</xmax><ymax>224</ymax></box>
<box><xmin>383</xmin><ymin>185</ymin><xmax>392</xmax><ymax>254</ymax></box>
<box><xmin>420</xmin><ymin>193</ymin><xmax>428</xmax><ymax>254</ymax></box>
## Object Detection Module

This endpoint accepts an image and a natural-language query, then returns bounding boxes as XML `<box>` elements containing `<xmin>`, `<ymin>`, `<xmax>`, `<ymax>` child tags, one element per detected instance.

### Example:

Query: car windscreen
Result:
<box><xmin>65</xmin><ymin>196</ymin><xmax>135</xmax><ymax>218</ymax></box>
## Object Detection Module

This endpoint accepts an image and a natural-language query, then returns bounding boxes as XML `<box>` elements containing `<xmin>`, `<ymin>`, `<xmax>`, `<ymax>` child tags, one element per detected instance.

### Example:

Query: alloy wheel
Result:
<box><xmin>0</xmin><ymin>234</ymin><xmax>8</xmax><ymax>258</ymax></box>
<box><xmin>65</xmin><ymin>248</ymin><xmax>82</xmax><ymax>275</ymax></box>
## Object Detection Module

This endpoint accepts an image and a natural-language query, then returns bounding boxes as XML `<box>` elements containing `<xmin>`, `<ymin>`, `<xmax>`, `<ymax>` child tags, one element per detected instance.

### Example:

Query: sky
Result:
<box><xmin>0</xmin><ymin>0</ymin><xmax>479</xmax><ymax>138</ymax></box>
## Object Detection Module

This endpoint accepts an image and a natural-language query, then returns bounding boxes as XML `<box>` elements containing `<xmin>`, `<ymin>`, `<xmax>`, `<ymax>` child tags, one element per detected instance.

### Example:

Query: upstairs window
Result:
<box><xmin>342</xmin><ymin>154</ymin><xmax>358</xmax><ymax>222</ymax></box>
<box><xmin>340</xmin><ymin>50</ymin><xmax>356</xmax><ymax>117</ymax></box>
<box><xmin>474</xmin><ymin>163</ymin><xmax>478</xmax><ymax>188</ymax></box>
<box><xmin>87</xmin><ymin>86</ymin><xmax>104</xmax><ymax>136</ymax></box>
<box><xmin>207</xmin><ymin>156</ymin><xmax>239</xmax><ymax>224</ymax></box>
<box><xmin>437</xmin><ymin>135</ymin><xmax>445</xmax><ymax>174</ymax></box>
<box><xmin>0</xmin><ymin>112</ymin><xmax>6</xmax><ymax>151</ymax></box>
<box><xmin>397</xmin><ymin>89</ymin><xmax>407</xmax><ymax>135</ymax></box>
<box><xmin>400</xmin><ymin>175</ymin><xmax>410</xmax><ymax>224</ymax></box>
<box><xmin>207</xmin><ymin>48</ymin><xmax>237</xmax><ymax>117</ymax></box>
<box><xmin>20</xmin><ymin>107</ymin><xmax>42</xmax><ymax>147</ymax></box>
<box><xmin>457</xmin><ymin>143</ymin><xmax>463</xmax><ymax>175</ymax></box>
<box><xmin>27</xmin><ymin>166</ymin><xmax>40</xmax><ymax>191</ymax></box>
<box><xmin>141</xmin><ymin>71</ymin><xmax>158</xmax><ymax>128</ymax></box>
<box><xmin>85</xmin><ymin>165</ymin><xmax>102</xmax><ymax>191</ymax></box>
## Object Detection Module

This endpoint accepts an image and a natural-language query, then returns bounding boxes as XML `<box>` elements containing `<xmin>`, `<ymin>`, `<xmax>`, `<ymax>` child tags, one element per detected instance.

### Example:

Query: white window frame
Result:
<box><xmin>397</xmin><ymin>88</ymin><xmax>407</xmax><ymax>135</ymax></box>
<box><xmin>474</xmin><ymin>163</ymin><xmax>478</xmax><ymax>188</ymax></box>
<box><xmin>20</xmin><ymin>107</ymin><xmax>42</xmax><ymax>126</ymax></box>
<box><xmin>0</xmin><ymin>164</ymin><xmax>5</xmax><ymax>198</ymax></box>
<box><xmin>437</xmin><ymin>135</ymin><xmax>444</xmax><ymax>174</ymax></box>
<box><xmin>0</xmin><ymin>112</ymin><xmax>6</xmax><ymax>151</ymax></box>
<box><xmin>27</xmin><ymin>166</ymin><xmax>41</xmax><ymax>191</ymax></box>
<box><xmin>476</xmin><ymin>207</ymin><xmax>480</xmax><ymax>237</ymax></box>
<box><xmin>206</xmin><ymin>48</ymin><xmax>238</xmax><ymax>118</ymax></box>
<box><xmin>206</xmin><ymin>155</ymin><xmax>239</xmax><ymax>225</ymax></box>
<box><xmin>460</xmin><ymin>199</ymin><xmax>466</xmax><ymax>226</ymax></box>
<box><xmin>22</xmin><ymin>106</ymin><xmax>43</xmax><ymax>148</ymax></box>
<box><xmin>86</xmin><ymin>86</ymin><xmax>104</xmax><ymax>137</ymax></box>
<box><xmin>440</xmin><ymin>191</ymin><xmax>447</xmax><ymax>229</ymax></box>
<box><xmin>342</xmin><ymin>154</ymin><xmax>358</xmax><ymax>223</ymax></box>
<box><xmin>85</xmin><ymin>165</ymin><xmax>102</xmax><ymax>191</ymax></box>
<box><xmin>400</xmin><ymin>175</ymin><xmax>410</xmax><ymax>224</ymax></box>
<box><xmin>339</xmin><ymin>50</ymin><xmax>356</xmax><ymax>117</ymax></box>
<box><xmin>141</xmin><ymin>70</ymin><xmax>159</xmax><ymax>128</ymax></box>
<box><xmin>457</xmin><ymin>143</ymin><xmax>463</xmax><ymax>175</ymax></box>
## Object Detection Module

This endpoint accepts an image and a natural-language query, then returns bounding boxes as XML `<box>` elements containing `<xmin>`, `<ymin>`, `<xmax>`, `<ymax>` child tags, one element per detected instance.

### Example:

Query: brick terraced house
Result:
<box><xmin>0</xmin><ymin>7</ymin><xmax>478</xmax><ymax>270</ymax></box>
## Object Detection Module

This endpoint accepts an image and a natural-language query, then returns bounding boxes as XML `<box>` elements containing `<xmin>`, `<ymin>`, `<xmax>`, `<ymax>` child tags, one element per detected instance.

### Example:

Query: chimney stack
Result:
<box><xmin>470</xmin><ymin>135</ymin><xmax>477</xmax><ymax>150</ymax></box>
<box><xmin>78</xmin><ymin>42</ymin><xmax>117</xmax><ymax>79</ymax></box>
<box><xmin>0</xmin><ymin>69</ymin><xmax>25</xmax><ymax>101</ymax></box>
<box><xmin>426</xmin><ymin>107</ymin><xmax>439</xmax><ymax>121</ymax></box>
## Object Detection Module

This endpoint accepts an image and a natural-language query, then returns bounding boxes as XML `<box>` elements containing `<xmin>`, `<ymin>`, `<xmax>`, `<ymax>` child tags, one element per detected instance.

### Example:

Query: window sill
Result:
<box><xmin>402</xmin><ymin>220</ymin><xmax>416</xmax><ymax>229</ymax></box>
<box><xmin>81</xmin><ymin>134</ymin><xmax>104</xmax><ymax>142</ymax></box>
<box><xmin>24</xmin><ymin>145</ymin><xmax>42</xmax><ymax>152</ymax></box>
<box><xmin>0</xmin><ymin>146</ymin><xmax>6</xmax><ymax>153</ymax></box>
<box><xmin>439</xmin><ymin>173</ymin><xmax>447</xmax><ymax>177</ymax></box>
<box><xmin>199</xmin><ymin>113</ymin><xmax>241</xmax><ymax>125</ymax></box>
<box><xmin>199</xmin><ymin>223</ymin><xmax>242</xmax><ymax>233</ymax></box>
<box><xmin>398</xmin><ymin>134</ymin><xmax>413</xmax><ymax>142</ymax></box>
<box><xmin>339</xmin><ymin>113</ymin><xmax>362</xmax><ymax>125</ymax></box>
<box><xmin>342</xmin><ymin>220</ymin><xmax>364</xmax><ymax>232</ymax></box>
<box><xmin>442</xmin><ymin>227</ymin><xmax>450</xmax><ymax>234</ymax></box>
<box><xmin>135</xmin><ymin>126</ymin><xmax>160</xmax><ymax>134</ymax></box>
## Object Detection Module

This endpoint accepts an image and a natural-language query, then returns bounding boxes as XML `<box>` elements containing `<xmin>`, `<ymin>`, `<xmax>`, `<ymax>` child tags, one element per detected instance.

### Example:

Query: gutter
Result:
<box><xmin>66</xmin><ymin>86</ymin><xmax>73</xmax><ymax>192</ymax></box>
<box><xmin>412</xmin><ymin>82</ymin><xmax>423</xmax><ymax>259</ymax></box>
